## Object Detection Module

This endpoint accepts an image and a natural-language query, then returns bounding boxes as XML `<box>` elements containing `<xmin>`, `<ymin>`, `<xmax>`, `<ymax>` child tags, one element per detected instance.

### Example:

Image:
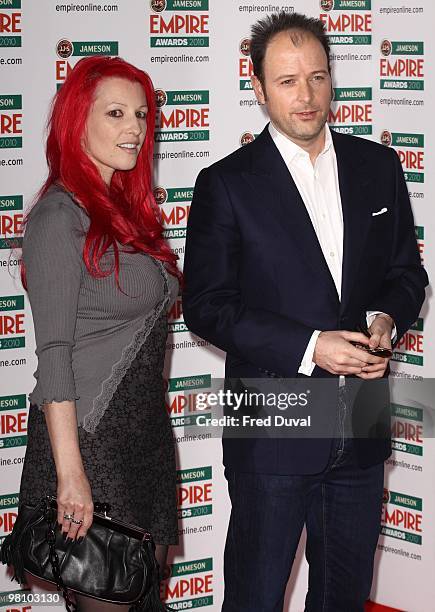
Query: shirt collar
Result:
<box><xmin>269</xmin><ymin>122</ymin><xmax>334</xmax><ymax>164</ymax></box>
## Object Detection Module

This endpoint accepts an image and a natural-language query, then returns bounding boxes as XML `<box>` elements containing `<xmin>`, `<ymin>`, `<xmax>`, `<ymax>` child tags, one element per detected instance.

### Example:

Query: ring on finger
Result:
<box><xmin>70</xmin><ymin>517</ymin><xmax>84</xmax><ymax>525</ymax></box>
<box><xmin>63</xmin><ymin>513</ymin><xmax>74</xmax><ymax>521</ymax></box>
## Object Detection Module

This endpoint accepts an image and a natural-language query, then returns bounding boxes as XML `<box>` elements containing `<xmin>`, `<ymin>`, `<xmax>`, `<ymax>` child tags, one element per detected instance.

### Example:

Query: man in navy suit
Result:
<box><xmin>182</xmin><ymin>12</ymin><xmax>427</xmax><ymax>612</ymax></box>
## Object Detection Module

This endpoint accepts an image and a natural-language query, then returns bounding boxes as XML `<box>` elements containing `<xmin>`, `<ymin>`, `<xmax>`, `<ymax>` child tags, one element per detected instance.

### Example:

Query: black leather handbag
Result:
<box><xmin>0</xmin><ymin>495</ymin><xmax>170</xmax><ymax>611</ymax></box>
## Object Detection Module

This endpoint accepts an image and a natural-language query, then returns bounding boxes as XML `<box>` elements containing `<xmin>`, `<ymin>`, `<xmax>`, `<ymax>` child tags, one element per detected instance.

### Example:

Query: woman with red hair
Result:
<box><xmin>16</xmin><ymin>56</ymin><xmax>179</xmax><ymax>611</ymax></box>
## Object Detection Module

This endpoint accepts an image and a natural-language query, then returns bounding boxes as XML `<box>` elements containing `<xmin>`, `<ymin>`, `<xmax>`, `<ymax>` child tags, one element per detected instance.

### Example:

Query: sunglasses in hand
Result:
<box><xmin>350</xmin><ymin>323</ymin><xmax>393</xmax><ymax>358</ymax></box>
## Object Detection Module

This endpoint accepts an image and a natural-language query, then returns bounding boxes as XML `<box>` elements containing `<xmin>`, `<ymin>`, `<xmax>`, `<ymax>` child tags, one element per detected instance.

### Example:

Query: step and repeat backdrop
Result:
<box><xmin>0</xmin><ymin>1</ymin><xmax>434</xmax><ymax>611</ymax></box>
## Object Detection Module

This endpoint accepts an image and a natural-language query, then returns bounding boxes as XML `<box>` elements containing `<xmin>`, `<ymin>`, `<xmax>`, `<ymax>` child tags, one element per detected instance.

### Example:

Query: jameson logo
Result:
<box><xmin>391</xmin><ymin>401</ymin><xmax>423</xmax><ymax>457</ymax></box>
<box><xmin>0</xmin><ymin>0</ymin><xmax>21</xmax><ymax>7</ymax></box>
<box><xmin>161</xmin><ymin>556</ymin><xmax>213</xmax><ymax>609</ymax></box>
<box><xmin>0</xmin><ymin>94</ymin><xmax>22</xmax><ymax>149</ymax></box>
<box><xmin>0</xmin><ymin>194</ymin><xmax>23</xmax><ymax>249</ymax></box>
<box><xmin>55</xmin><ymin>39</ymin><xmax>118</xmax><ymax>86</ymax></box>
<box><xmin>0</xmin><ymin>296</ymin><xmax>24</xmax><ymax>311</ymax></box>
<box><xmin>155</xmin><ymin>89</ymin><xmax>209</xmax><ymax>142</ymax></box>
<box><xmin>319</xmin><ymin>0</ymin><xmax>371</xmax><ymax>46</ymax></box>
<box><xmin>149</xmin><ymin>0</ymin><xmax>209</xmax><ymax>48</ymax></box>
<box><xmin>0</xmin><ymin>492</ymin><xmax>19</xmax><ymax>508</ymax></box>
<box><xmin>154</xmin><ymin>186</ymin><xmax>193</xmax><ymax>239</ymax></box>
<box><xmin>380</xmin><ymin>40</ymin><xmax>424</xmax><ymax>91</ymax></box>
<box><xmin>382</xmin><ymin>488</ymin><xmax>422</xmax><ymax>545</ymax></box>
<box><xmin>168</xmin><ymin>296</ymin><xmax>187</xmax><ymax>334</ymax></box>
<box><xmin>0</xmin><ymin>194</ymin><xmax>22</xmax><ymax>211</ymax></box>
<box><xmin>56</xmin><ymin>38</ymin><xmax>118</xmax><ymax>58</ymax></box>
<box><xmin>177</xmin><ymin>466</ymin><xmax>213</xmax><ymax>519</ymax></box>
<box><xmin>0</xmin><ymin>295</ymin><xmax>25</xmax><ymax>351</ymax></box>
<box><xmin>0</xmin><ymin>395</ymin><xmax>27</xmax><ymax>450</ymax></box>
<box><xmin>320</xmin><ymin>0</ymin><xmax>371</xmax><ymax>9</ymax></box>
<box><xmin>0</xmin><ymin>0</ymin><xmax>21</xmax><ymax>48</ymax></box>
<box><xmin>380</xmin><ymin>130</ymin><xmax>424</xmax><ymax>184</ymax></box>
<box><xmin>329</xmin><ymin>87</ymin><xmax>372</xmax><ymax>136</ymax></box>
<box><xmin>154</xmin><ymin>186</ymin><xmax>193</xmax><ymax>205</ymax></box>
<box><xmin>167</xmin><ymin>374</ymin><xmax>212</xmax><ymax>427</ymax></box>
<box><xmin>393</xmin><ymin>317</ymin><xmax>424</xmax><ymax>367</ymax></box>
<box><xmin>380</xmin><ymin>131</ymin><xmax>424</xmax><ymax>147</ymax></box>
<box><xmin>415</xmin><ymin>226</ymin><xmax>424</xmax><ymax>263</ymax></box>
<box><xmin>239</xmin><ymin>37</ymin><xmax>253</xmax><ymax>90</ymax></box>
<box><xmin>168</xmin><ymin>374</ymin><xmax>211</xmax><ymax>392</ymax></box>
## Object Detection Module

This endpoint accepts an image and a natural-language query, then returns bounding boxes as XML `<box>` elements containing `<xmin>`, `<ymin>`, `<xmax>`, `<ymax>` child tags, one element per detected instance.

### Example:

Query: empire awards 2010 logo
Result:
<box><xmin>154</xmin><ymin>186</ymin><xmax>192</xmax><ymax>240</ymax></box>
<box><xmin>0</xmin><ymin>295</ymin><xmax>26</xmax><ymax>350</ymax></box>
<box><xmin>0</xmin><ymin>195</ymin><xmax>23</xmax><ymax>250</ymax></box>
<box><xmin>390</xmin><ymin>401</ymin><xmax>424</xmax><ymax>457</ymax></box>
<box><xmin>393</xmin><ymin>319</ymin><xmax>424</xmax><ymax>367</ymax></box>
<box><xmin>239</xmin><ymin>38</ymin><xmax>253</xmax><ymax>91</ymax></box>
<box><xmin>0</xmin><ymin>0</ymin><xmax>22</xmax><ymax>49</ymax></box>
<box><xmin>0</xmin><ymin>394</ymin><xmax>28</xmax><ymax>450</ymax></box>
<box><xmin>154</xmin><ymin>88</ymin><xmax>210</xmax><ymax>142</ymax></box>
<box><xmin>0</xmin><ymin>94</ymin><xmax>22</xmax><ymax>151</ymax></box>
<box><xmin>380</xmin><ymin>129</ymin><xmax>424</xmax><ymax>184</ymax></box>
<box><xmin>319</xmin><ymin>0</ymin><xmax>372</xmax><ymax>46</ymax></box>
<box><xmin>329</xmin><ymin>87</ymin><xmax>372</xmax><ymax>136</ymax></box>
<box><xmin>149</xmin><ymin>0</ymin><xmax>209</xmax><ymax>48</ymax></box>
<box><xmin>161</xmin><ymin>554</ymin><xmax>214</xmax><ymax>609</ymax></box>
<box><xmin>380</xmin><ymin>39</ymin><xmax>424</xmax><ymax>91</ymax></box>
<box><xmin>381</xmin><ymin>487</ymin><xmax>423</xmax><ymax>545</ymax></box>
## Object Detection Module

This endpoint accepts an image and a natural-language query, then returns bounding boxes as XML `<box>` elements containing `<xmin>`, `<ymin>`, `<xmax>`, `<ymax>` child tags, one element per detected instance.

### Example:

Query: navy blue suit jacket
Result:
<box><xmin>182</xmin><ymin>126</ymin><xmax>428</xmax><ymax>474</ymax></box>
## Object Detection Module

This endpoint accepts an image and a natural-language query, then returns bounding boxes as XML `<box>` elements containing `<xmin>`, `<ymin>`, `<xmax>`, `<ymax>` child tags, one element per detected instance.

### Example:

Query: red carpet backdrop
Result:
<box><xmin>0</xmin><ymin>1</ymin><xmax>433</xmax><ymax>610</ymax></box>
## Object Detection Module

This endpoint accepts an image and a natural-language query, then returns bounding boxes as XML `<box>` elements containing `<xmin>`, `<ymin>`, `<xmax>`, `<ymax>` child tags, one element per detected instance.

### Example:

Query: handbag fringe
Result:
<box><xmin>132</xmin><ymin>585</ymin><xmax>172</xmax><ymax>611</ymax></box>
<box><xmin>131</xmin><ymin>541</ymin><xmax>172</xmax><ymax>611</ymax></box>
<box><xmin>0</xmin><ymin>532</ymin><xmax>26</xmax><ymax>585</ymax></box>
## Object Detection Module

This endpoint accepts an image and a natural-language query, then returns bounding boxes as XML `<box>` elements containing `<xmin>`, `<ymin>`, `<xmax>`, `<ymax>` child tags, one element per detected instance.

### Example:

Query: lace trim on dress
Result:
<box><xmin>82</xmin><ymin>258</ymin><xmax>170</xmax><ymax>434</ymax></box>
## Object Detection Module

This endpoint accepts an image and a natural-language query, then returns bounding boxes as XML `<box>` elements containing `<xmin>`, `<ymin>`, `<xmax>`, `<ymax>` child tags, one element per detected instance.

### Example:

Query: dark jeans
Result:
<box><xmin>222</xmin><ymin>436</ymin><xmax>384</xmax><ymax>612</ymax></box>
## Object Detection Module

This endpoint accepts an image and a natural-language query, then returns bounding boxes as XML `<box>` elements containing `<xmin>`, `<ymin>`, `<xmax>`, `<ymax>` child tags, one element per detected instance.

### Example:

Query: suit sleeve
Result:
<box><xmin>182</xmin><ymin>166</ymin><xmax>315</xmax><ymax>377</ymax></box>
<box><xmin>367</xmin><ymin>148</ymin><xmax>428</xmax><ymax>342</ymax></box>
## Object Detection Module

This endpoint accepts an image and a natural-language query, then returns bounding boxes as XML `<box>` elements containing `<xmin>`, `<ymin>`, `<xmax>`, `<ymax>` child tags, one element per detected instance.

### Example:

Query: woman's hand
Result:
<box><xmin>57</xmin><ymin>471</ymin><xmax>94</xmax><ymax>541</ymax></box>
<box><xmin>42</xmin><ymin>400</ymin><xmax>93</xmax><ymax>542</ymax></box>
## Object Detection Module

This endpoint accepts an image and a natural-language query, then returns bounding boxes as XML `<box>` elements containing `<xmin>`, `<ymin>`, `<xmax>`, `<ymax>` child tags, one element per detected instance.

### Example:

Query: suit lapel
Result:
<box><xmin>332</xmin><ymin>130</ymin><xmax>372</xmax><ymax>312</ymax></box>
<box><xmin>244</xmin><ymin>128</ymin><xmax>339</xmax><ymax>305</ymax></box>
<box><xmin>243</xmin><ymin>127</ymin><xmax>374</xmax><ymax>310</ymax></box>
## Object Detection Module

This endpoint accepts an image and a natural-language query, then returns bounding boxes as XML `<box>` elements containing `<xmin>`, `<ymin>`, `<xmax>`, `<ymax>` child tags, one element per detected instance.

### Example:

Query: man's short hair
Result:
<box><xmin>250</xmin><ymin>12</ymin><xmax>331</xmax><ymax>85</ymax></box>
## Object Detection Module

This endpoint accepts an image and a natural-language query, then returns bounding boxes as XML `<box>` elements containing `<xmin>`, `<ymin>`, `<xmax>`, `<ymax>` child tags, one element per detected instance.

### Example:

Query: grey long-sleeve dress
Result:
<box><xmin>18</xmin><ymin>185</ymin><xmax>179</xmax><ymax>545</ymax></box>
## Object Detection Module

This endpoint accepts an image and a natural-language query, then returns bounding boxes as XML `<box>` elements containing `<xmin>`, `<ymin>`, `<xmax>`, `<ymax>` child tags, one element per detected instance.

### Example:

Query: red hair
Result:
<box><xmin>26</xmin><ymin>55</ymin><xmax>179</xmax><ymax>284</ymax></box>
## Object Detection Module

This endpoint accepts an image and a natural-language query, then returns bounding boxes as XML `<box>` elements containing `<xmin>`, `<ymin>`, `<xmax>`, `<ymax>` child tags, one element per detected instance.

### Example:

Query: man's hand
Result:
<box><xmin>357</xmin><ymin>314</ymin><xmax>393</xmax><ymax>380</ymax></box>
<box><xmin>313</xmin><ymin>330</ymin><xmax>384</xmax><ymax>376</ymax></box>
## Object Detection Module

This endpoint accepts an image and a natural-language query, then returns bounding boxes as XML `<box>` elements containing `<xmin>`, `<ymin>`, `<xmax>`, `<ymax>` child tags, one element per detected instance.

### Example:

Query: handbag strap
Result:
<box><xmin>44</xmin><ymin>503</ymin><xmax>78</xmax><ymax>612</ymax></box>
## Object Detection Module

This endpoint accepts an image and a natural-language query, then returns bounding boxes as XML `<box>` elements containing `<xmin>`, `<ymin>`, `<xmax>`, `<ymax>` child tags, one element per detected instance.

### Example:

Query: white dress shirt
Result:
<box><xmin>269</xmin><ymin>122</ymin><xmax>394</xmax><ymax>375</ymax></box>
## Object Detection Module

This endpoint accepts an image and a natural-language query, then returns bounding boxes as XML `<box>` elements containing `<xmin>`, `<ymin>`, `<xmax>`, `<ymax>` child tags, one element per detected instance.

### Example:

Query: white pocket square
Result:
<box><xmin>372</xmin><ymin>207</ymin><xmax>388</xmax><ymax>217</ymax></box>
